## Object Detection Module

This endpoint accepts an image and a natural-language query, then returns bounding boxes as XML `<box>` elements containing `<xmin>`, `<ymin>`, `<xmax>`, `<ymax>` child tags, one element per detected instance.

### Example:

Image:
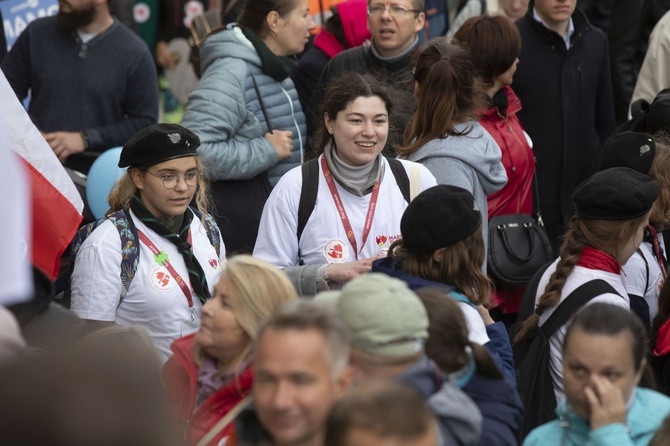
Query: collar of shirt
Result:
<box><xmin>532</xmin><ymin>7</ymin><xmax>575</xmax><ymax>50</ymax></box>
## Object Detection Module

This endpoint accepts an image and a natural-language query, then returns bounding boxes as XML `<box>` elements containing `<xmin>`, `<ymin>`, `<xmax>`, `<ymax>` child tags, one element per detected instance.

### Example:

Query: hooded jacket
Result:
<box><xmin>181</xmin><ymin>26</ymin><xmax>306</xmax><ymax>186</ymax></box>
<box><xmin>397</xmin><ymin>357</ymin><xmax>483</xmax><ymax>446</ymax></box>
<box><xmin>402</xmin><ymin>120</ymin><xmax>507</xmax><ymax>256</ymax></box>
<box><xmin>522</xmin><ymin>388</ymin><xmax>670</xmax><ymax>445</ymax></box>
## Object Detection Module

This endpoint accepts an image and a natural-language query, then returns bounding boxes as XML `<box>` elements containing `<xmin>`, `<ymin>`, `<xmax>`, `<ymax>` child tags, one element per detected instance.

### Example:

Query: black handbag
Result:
<box><xmin>488</xmin><ymin>175</ymin><xmax>554</xmax><ymax>287</ymax></box>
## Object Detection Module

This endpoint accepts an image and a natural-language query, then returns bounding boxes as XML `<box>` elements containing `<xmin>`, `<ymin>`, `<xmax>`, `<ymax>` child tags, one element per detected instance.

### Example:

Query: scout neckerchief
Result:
<box><xmin>320</xmin><ymin>156</ymin><xmax>380</xmax><ymax>261</ymax></box>
<box><xmin>130</xmin><ymin>196</ymin><xmax>210</xmax><ymax>310</ymax></box>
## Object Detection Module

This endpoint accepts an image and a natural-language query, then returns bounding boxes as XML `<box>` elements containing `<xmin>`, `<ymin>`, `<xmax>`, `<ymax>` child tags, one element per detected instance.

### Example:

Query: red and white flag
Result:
<box><xmin>0</xmin><ymin>72</ymin><xmax>84</xmax><ymax>281</ymax></box>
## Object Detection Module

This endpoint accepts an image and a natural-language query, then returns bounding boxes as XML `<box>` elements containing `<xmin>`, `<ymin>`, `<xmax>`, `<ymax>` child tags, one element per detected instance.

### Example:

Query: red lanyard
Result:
<box><xmin>320</xmin><ymin>156</ymin><xmax>381</xmax><ymax>260</ymax></box>
<box><xmin>137</xmin><ymin>228</ymin><xmax>196</xmax><ymax>320</ymax></box>
<box><xmin>648</xmin><ymin>225</ymin><xmax>667</xmax><ymax>286</ymax></box>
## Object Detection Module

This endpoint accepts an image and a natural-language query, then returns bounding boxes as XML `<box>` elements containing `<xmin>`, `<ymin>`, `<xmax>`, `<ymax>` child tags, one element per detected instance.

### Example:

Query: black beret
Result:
<box><xmin>596</xmin><ymin>131</ymin><xmax>655</xmax><ymax>174</ymax></box>
<box><xmin>573</xmin><ymin>167</ymin><xmax>658</xmax><ymax>220</ymax></box>
<box><xmin>401</xmin><ymin>185</ymin><xmax>482</xmax><ymax>252</ymax></box>
<box><xmin>119</xmin><ymin>124</ymin><xmax>200</xmax><ymax>168</ymax></box>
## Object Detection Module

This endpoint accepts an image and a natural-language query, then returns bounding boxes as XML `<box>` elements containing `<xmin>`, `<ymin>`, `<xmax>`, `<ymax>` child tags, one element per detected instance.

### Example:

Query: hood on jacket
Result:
<box><xmin>200</xmin><ymin>26</ymin><xmax>261</xmax><ymax>74</ymax></box>
<box><xmin>397</xmin><ymin>357</ymin><xmax>483</xmax><ymax>446</ymax></box>
<box><xmin>408</xmin><ymin>121</ymin><xmax>508</xmax><ymax>195</ymax></box>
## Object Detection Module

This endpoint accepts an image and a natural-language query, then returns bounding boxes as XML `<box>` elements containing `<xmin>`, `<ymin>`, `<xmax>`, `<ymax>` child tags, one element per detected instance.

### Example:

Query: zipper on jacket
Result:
<box><xmin>497</xmin><ymin>109</ymin><xmax>532</xmax><ymax>212</ymax></box>
<box><xmin>279</xmin><ymin>84</ymin><xmax>304</xmax><ymax>164</ymax></box>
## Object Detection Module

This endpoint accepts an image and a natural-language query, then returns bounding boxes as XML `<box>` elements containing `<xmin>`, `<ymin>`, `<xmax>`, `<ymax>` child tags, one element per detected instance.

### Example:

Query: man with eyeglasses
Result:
<box><xmin>308</xmin><ymin>0</ymin><xmax>425</xmax><ymax>156</ymax></box>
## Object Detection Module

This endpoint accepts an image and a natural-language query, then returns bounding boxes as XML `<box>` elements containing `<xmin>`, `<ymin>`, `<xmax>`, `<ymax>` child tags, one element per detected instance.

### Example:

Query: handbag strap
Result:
<box><xmin>541</xmin><ymin>279</ymin><xmax>618</xmax><ymax>338</ymax></box>
<box><xmin>195</xmin><ymin>395</ymin><xmax>254</xmax><ymax>446</ymax></box>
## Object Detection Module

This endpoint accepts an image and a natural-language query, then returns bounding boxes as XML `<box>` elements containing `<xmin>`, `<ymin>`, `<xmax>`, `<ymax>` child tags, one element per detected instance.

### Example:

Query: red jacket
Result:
<box><xmin>480</xmin><ymin>86</ymin><xmax>535</xmax><ymax>218</ymax></box>
<box><xmin>163</xmin><ymin>334</ymin><xmax>254</xmax><ymax>446</ymax></box>
<box><xmin>480</xmin><ymin>86</ymin><xmax>536</xmax><ymax>313</ymax></box>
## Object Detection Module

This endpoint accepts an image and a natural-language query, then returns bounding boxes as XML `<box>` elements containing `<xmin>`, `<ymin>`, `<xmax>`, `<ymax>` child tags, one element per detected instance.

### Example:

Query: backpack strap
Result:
<box><xmin>106</xmin><ymin>209</ymin><xmax>139</xmax><ymax>304</ymax></box>
<box><xmin>192</xmin><ymin>208</ymin><xmax>222</xmax><ymax>258</ymax></box>
<box><xmin>297</xmin><ymin>158</ymin><xmax>320</xmax><ymax>242</ymax></box>
<box><xmin>517</xmin><ymin>262</ymin><xmax>554</xmax><ymax>322</ymax></box>
<box><xmin>296</xmin><ymin>157</ymin><xmax>411</xmax><ymax>244</ymax></box>
<box><xmin>387</xmin><ymin>157</ymin><xmax>411</xmax><ymax>204</ymax></box>
<box><xmin>541</xmin><ymin>279</ymin><xmax>619</xmax><ymax>338</ymax></box>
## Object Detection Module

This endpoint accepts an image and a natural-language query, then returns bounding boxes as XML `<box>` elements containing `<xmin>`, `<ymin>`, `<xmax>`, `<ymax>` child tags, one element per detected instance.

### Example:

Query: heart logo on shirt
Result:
<box><xmin>150</xmin><ymin>267</ymin><xmax>173</xmax><ymax>291</ymax></box>
<box><xmin>376</xmin><ymin>235</ymin><xmax>388</xmax><ymax>246</ymax></box>
<box><xmin>323</xmin><ymin>239</ymin><xmax>348</xmax><ymax>264</ymax></box>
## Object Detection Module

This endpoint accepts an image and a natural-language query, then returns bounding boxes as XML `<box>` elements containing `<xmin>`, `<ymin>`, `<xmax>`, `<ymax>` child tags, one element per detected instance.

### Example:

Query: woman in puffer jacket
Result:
<box><xmin>182</xmin><ymin>0</ymin><xmax>314</xmax><ymax>254</ymax></box>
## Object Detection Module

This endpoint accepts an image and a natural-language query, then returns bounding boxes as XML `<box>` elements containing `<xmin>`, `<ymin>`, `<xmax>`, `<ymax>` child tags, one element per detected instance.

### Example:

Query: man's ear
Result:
<box><xmin>413</xmin><ymin>12</ymin><xmax>426</xmax><ymax>33</ymax></box>
<box><xmin>335</xmin><ymin>365</ymin><xmax>354</xmax><ymax>398</ymax></box>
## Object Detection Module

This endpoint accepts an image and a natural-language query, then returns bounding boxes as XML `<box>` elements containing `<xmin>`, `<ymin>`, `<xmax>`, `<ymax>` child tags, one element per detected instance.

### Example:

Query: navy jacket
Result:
<box><xmin>462</xmin><ymin>371</ymin><xmax>523</xmax><ymax>446</ymax></box>
<box><xmin>513</xmin><ymin>5</ymin><xmax>616</xmax><ymax>246</ymax></box>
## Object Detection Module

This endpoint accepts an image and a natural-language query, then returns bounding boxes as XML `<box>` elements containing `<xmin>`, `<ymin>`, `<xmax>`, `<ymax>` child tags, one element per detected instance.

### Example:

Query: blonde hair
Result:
<box><xmin>107</xmin><ymin>157</ymin><xmax>211</xmax><ymax>218</ymax></box>
<box><xmin>195</xmin><ymin>255</ymin><xmax>298</xmax><ymax>368</ymax></box>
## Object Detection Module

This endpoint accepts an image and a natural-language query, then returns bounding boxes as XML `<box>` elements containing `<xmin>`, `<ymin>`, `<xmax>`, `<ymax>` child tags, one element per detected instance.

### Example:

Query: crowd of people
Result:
<box><xmin>5</xmin><ymin>0</ymin><xmax>670</xmax><ymax>444</ymax></box>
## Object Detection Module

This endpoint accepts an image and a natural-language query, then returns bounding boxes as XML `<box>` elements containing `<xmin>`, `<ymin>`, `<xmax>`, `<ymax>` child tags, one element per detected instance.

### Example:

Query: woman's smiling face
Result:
<box><xmin>325</xmin><ymin>95</ymin><xmax>389</xmax><ymax>166</ymax></box>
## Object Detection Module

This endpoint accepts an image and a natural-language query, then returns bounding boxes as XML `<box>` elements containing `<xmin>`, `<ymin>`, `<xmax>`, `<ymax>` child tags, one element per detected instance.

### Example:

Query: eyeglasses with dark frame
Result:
<box><xmin>145</xmin><ymin>170</ymin><xmax>201</xmax><ymax>189</ymax></box>
<box><xmin>367</xmin><ymin>4</ymin><xmax>422</xmax><ymax>17</ymax></box>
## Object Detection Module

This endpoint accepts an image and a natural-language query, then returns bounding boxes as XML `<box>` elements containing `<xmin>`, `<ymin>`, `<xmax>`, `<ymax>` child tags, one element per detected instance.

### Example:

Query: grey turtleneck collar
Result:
<box><xmin>324</xmin><ymin>142</ymin><xmax>382</xmax><ymax>196</ymax></box>
<box><xmin>370</xmin><ymin>35</ymin><xmax>420</xmax><ymax>63</ymax></box>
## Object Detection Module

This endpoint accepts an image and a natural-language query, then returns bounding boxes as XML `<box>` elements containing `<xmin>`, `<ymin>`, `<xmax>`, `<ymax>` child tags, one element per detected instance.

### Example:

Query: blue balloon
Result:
<box><xmin>86</xmin><ymin>147</ymin><xmax>127</xmax><ymax>219</ymax></box>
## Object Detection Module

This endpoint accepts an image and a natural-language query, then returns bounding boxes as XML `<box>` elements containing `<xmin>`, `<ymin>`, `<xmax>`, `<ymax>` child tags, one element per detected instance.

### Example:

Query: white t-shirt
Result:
<box><xmin>536</xmin><ymin>259</ymin><xmax>630</xmax><ymax>403</ymax></box>
<box><xmin>458</xmin><ymin>301</ymin><xmax>490</xmax><ymax>345</ymax></box>
<box><xmin>71</xmin><ymin>209</ymin><xmax>226</xmax><ymax>364</ymax></box>
<box><xmin>621</xmin><ymin>235</ymin><xmax>666</xmax><ymax>320</ymax></box>
<box><xmin>254</xmin><ymin>156</ymin><xmax>437</xmax><ymax>268</ymax></box>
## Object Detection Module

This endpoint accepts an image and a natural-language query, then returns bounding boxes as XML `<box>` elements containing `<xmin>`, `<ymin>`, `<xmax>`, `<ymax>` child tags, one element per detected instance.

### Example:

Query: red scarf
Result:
<box><xmin>576</xmin><ymin>246</ymin><xmax>621</xmax><ymax>274</ymax></box>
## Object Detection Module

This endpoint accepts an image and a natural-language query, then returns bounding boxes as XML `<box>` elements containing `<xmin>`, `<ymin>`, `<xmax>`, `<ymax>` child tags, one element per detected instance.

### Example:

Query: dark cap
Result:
<box><xmin>596</xmin><ymin>131</ymin><xmax>655</xmax><ymax>174</ymax></box>
<box><xmin>573</xmin><ymin>167</ymin><xmax>658</xmax><ymax>220</ymax></box>
<box><xmin>119</xmin><ymin>124</ymin><xmax>200</xmax><ymax>168</ymax></box>
<box><xmin>401</xmin><ymin>185</ymin><xmax>482</xmax><ymax>252</ymax></box>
